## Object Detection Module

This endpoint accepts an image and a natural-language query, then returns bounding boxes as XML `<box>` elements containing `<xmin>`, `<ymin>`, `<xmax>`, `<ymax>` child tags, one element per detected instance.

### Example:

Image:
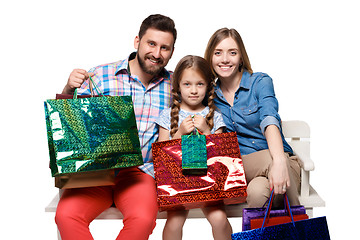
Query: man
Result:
<box><xmin>55</xmin><ymin>14</ymin><xmax>176</xmax><ymax>240</ymax></box>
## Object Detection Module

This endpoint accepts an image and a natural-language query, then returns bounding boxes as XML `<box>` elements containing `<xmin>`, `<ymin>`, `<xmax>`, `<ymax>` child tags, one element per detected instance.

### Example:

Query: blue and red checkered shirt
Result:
<box><xmin>78</xmin><ymin>52</ymin><xmax>172</xmax><ymax>177</ymax></box>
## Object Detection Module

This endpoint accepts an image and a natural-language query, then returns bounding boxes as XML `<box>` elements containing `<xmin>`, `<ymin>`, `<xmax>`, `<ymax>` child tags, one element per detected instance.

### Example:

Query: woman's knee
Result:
<box><xmin>246</xmin><ymin>177</ymin><xmax>270</xmax><ymax>207</ymax></box>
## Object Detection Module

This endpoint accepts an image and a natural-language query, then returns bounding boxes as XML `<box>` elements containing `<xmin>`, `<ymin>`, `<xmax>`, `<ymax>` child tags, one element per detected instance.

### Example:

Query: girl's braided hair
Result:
<box><xmin>170</xmin><ymin>55</ymin><xmax>216</xmax><ymax>137</ymax></box>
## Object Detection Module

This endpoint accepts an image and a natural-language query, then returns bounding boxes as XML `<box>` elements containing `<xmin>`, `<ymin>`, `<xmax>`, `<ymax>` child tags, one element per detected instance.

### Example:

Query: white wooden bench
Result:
<box><xmin>45</xmin><ymin>120</ymin><xmax>325</xmax><ymax>239</ymax></box>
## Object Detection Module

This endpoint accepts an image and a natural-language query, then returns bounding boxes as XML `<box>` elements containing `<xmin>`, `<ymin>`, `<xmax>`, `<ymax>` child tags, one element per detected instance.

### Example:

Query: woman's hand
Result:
<box><xmin>268</xmin><ymin>155</ymin><xmax>290</xmax><ymax>195</ymax></box>
<box><xmin>264</xmin><ymin>124</ymin><xmax>290</xmax><ymax>195</ymax></box>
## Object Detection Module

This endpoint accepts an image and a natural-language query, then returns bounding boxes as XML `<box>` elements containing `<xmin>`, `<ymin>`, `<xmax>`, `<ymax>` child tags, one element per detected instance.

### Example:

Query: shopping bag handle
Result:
<box><xmin>73</xmin><ymin>75</ymin><xmax>104</xmax><ymax>99</ymax></box>
<box><xmin>185</xmin><ymin>128</ymin><xmax>203</xmax><ymax>139</ymax></box>
<box><xmin>260</xmin><ymin>189</ymin><xmax>291</xmax><ymax>209</ymax></box>
<box><xmin>261</xmin><ymin>190</ymin><xmax>295</xmax><ymax>229</ymax></box>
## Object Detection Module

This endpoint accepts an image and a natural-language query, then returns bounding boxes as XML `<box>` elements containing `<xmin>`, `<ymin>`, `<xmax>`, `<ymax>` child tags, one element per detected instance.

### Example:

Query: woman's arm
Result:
<box><xmin>265</xmin><ymin>124</ymin><xmax>290</xmax><ymax>195</ymax></box>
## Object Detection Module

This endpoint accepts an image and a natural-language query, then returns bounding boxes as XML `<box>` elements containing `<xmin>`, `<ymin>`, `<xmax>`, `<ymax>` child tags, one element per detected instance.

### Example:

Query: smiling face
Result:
<box><xmin>178</xmin><ymin>68</ymin><xmax>208</xmax><ymax>112</ymax></box>
<box><xmin>211</xmin><ymin>37</ymin><xmax>242</xmax><ymax>80</ymax></box>
<box><xmin>135</xmin><ymin>28</ymin><xmax>174</xmax><ymax>76</ymax></box>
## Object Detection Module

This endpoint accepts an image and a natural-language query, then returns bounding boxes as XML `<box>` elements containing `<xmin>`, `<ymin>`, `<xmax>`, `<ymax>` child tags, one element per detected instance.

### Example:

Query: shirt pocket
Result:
<box><xmin>241</xmin><ymin>103</ymin><xmax>260</xmax><ymax>127</ymax></box>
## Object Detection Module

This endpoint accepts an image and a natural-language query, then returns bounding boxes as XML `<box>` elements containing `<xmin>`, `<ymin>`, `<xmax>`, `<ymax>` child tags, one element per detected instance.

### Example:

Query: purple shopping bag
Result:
<box><xmin>232</xmin><ymin>191</ymin><xmax>330</xmax><ymax>240</ymax></box>
<box><xmin>242</xmin><ymin>193</ymin><xmax>307</xmax><ymax>231</ymax></box>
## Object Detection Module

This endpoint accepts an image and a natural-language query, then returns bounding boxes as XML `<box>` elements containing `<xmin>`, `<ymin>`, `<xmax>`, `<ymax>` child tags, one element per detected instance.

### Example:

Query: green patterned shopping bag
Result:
<box><xmin>181</xmin><ymin>129</ymin><xmax>207</xmax><ymax>174</ymax></box>
<box><xmin>44</xmin><ymin>77</ymin><xmax>143</xmax><ymax>179</ymax></box>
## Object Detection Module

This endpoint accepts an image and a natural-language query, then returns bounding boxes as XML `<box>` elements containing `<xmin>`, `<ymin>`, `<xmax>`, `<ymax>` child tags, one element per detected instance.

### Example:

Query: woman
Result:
<box><xmin>204</xmin><ymin>28</ymin><xmax>301</xmax><ymax>207</ymax></box>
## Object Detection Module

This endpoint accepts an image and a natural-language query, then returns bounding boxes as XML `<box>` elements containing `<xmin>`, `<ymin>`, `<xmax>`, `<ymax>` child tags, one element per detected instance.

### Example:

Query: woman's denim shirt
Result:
<box><xmin>214</xmin><ymin>71</ymin><xmax>293</xmax><ymax>156</ymax></box>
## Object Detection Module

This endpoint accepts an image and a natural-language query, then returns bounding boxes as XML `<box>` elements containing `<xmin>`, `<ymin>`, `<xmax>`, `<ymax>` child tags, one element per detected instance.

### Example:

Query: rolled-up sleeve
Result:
<box><xmin>260</xmin><ymin>116</ymin><xmax>280</xmax><ymax>134</ymax></box>
<box><xmin>256</xmin><ymin>75</ymin><xmax>281</xmax><ymax>135</ymax></box>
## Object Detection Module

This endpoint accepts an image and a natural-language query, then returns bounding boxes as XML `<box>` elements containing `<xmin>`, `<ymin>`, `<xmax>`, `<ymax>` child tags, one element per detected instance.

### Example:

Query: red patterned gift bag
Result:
<box><xmin>152</xmin><ymin>132</ymin><xmax>247</xmax><ymax>211</ymax></box>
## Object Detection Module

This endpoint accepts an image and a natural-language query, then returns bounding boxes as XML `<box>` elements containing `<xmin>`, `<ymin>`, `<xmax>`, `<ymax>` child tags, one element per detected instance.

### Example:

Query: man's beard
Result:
<box><xmin>137</xmin><ymin>52</ymin><xmax>164</xmax><ymax>76</ymax></box>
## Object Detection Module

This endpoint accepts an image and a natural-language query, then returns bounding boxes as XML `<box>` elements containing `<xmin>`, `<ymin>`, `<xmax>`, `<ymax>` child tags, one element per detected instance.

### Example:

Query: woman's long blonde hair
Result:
<box><xmin>170</xmin><ymin>55</ymin><xmax>216</xmax><ymax>137</ymax></box>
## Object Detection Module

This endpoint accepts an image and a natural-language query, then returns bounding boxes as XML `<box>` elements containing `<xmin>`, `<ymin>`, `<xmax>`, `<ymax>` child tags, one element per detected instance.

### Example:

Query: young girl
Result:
<box><xmin>156</xmin><ymin>55</ymin><xmax>232</xmax><ymax>240</ymax></box>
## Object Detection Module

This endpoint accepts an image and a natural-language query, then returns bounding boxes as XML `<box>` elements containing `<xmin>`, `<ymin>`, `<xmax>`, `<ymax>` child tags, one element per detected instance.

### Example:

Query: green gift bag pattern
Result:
<box><xmin>181</xmin><ymin>129</ymin><xmax>208</xmax><ymax>173</ymax></box>
<box><xmin>44</xmin><ymin>77</ymin><xmax>143</xmax><ymax>177</ymax></box>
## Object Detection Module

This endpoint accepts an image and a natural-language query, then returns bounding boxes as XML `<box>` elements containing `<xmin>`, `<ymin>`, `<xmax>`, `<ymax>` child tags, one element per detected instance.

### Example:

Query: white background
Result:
<box><xmin>1</xmin><ymin>0</ymin><xmax>359</xmax><ymax>239</ymax></box>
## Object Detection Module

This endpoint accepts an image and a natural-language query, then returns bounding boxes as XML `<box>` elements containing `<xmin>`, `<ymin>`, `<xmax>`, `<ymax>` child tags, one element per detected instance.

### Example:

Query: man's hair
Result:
<box><xmin>138</xmin><ymin>14</ymin><xmax>177</xmax><ymax>44</ymax></box>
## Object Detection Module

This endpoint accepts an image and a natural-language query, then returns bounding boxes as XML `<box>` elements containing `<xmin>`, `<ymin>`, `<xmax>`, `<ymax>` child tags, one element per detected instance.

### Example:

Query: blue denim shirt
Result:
<box><xmin>214</xmin><ymin>71</ymin><xmax>293</xmax><ymax>156</ymax></box>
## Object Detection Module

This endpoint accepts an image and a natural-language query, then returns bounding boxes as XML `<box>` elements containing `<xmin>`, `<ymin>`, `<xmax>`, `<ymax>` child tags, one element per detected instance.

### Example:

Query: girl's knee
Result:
<box><xmin>204</xmin><ymin>207</ymin><xmax>228</xmax><ymax>228</ymax></box>
<box><xmin>166</xmin><ymin>210</ymin><xmax>188</xmax><ymax>228</ymax></box>
<box><xmin>204</xmin><ymin>207</ymin><xmax>232</xmax><ymax>240</ymax></box>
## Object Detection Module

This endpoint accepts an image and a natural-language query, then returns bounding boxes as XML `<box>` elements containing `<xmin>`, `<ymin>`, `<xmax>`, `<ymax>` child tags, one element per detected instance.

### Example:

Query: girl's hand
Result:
<box><xmin>193</xmin><ymin>115</ymin><xmax>211</xmax><ymax>135</ymax></box>
<box><xmin>268</xmin><ymin>156</ymin><xmax>290</xmax><ymax>195</ymax></box>
<box><xmin>175</xmin><ymin>116</ymin><xmax>195</xmax><ymax>137</ymax></box>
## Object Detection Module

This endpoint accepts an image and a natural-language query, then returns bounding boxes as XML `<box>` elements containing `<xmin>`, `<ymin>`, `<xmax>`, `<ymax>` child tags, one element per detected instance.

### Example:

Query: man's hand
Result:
<box><xmin>62</xmin><ymin>69</ymin><xmax>94</xmax><ymax>94</ymax></box>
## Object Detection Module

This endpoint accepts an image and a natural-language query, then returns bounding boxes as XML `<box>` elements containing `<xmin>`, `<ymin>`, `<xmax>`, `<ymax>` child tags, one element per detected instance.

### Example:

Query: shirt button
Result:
<box><xmin>252</xmin><ymin>141</ymin><xmax>255</xmax><ymax>144</ymax></box>
<box><xmin>232</xmin><ymin>122</ymin><xmax>235</xmax><ymax>124</ymax></box>
<box><xmin>249</xmin><ymin>110</ymin><xmax>252</xmax><ymax>112</ymax></box>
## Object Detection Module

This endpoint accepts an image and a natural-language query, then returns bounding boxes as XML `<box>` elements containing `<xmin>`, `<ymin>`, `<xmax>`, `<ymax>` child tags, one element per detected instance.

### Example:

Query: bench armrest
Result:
<box><xmin>294</xmin><ymin>148</ymin><xmax>314</xmax><ymax>171</ymax></box>
<box><xmin>289</xmin><ymin>141</ymin><xmax>314</xmax><ymax>171</ymax></box>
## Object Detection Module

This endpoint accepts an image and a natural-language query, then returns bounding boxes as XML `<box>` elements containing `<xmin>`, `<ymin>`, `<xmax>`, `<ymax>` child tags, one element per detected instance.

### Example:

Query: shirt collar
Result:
<box><xmin>179</xmin><ymin>107</ymin><xmax>209</xmax><ymax>118</ymax></box>
<box><xmin>115</xmin><ymin>52</ymin><xmax>171</xmax><ymax>80</ymax></box>
<box><xmin>215</xmin><ymin>70</ymin><xmax>252</xmax><ymax>92</ymax></box>
<box><xmin>115</xmin><ymin>52</ymin><xmax>135</xmax><ymax>75</ymax></box>
<box><xmin>239</xmin><ymin>70</ymin><xmax>252</xmax><ymax>90</ymax></box>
